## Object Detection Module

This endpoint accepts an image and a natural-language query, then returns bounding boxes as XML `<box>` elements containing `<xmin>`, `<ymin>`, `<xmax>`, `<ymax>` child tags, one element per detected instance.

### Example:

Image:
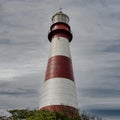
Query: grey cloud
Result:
<box><xmin>95</xmin><ymin>66</ymin><xmax>120</xmax><ymax>81</ymax></box>
<box><xmin>103</xmin><ymin>66</ymin><xmax>120</xmax><ymax>76</ymax></box>
<box><xmin>0</xmin><ymin>88</ymin><xmax>37</xmax><ymax>97</ymax></box>
<box><xmin>80</xmin><ymin>88</ymin><xmax>120</xmax><ymax>98</ymax></box>
<box><xmin>94</xmin><ymin>39</ymin><xmax>120</xmax><ymax>53</ymax></box>
<box><xmin>81</xmin><ymin>104</ymin><xmax>120</xmax><ymax>120</ymax></box>
<box><xmin>60</xmin><ymin>0</ymin><xmax>108</xmax><ymax>8</ymax></box>
<box><xmin>103</xmin><ymin>44</ymin><xmax>120</xmax><ymax>53</ymax></box>
<box><xmin>0</xmin><ymin>73</ymin><xmax>43</xmax><ymax>109</ymax></box>
<box><xmin>77</xmin><ymin>38</ymin><xmax>120</xmax><ymax>58</ymax></box>
<box><xmin>109</xmin><ymin>12</ymin><xmax>120</xmax><ymax>20</ymax></box>
<box><xmin>87</xmin><ymin>108</ymin><xmax>120</xmax><ymax>117</ymax></box>
<box><xmin>0</xmin><ymin>39</ymin><xmax>11</xmax><ymax>45</ymax></box>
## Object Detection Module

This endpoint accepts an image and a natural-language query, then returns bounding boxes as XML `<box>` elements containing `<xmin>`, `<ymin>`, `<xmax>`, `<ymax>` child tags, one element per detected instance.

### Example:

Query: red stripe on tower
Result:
<box><xmin>45</xmin><ymin>55</ymin><xmax>74</xmax><ymax>81</ymax></box>
<box><xmin>41</xmin><ymin>105</ymin><xmax>78</xmax><ymax>117</ymax></box>
<box><xmin>39</xmin><ymin>11</ymin><xmax>79</xmax><ymax>117</ymax></box>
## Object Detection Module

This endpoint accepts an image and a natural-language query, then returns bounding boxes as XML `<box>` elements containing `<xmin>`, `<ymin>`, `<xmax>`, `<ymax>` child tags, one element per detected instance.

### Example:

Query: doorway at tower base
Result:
<box><xmin>40</xmin><ymin>105</ymin><xmax>79</xmax><ymax>117</ymax></box>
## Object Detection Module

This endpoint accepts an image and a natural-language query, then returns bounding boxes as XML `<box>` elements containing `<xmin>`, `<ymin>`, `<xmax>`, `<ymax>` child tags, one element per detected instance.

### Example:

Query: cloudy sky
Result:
<box><xmin>0</xmin><ymin>0</ymin><xmax>120</xmax><ymax>120</ymax></box>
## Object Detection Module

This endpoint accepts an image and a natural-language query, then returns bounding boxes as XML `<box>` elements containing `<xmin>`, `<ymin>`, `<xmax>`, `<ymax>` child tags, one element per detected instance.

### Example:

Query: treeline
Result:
<box><xmin>0</xmin><ymin>109</ymin><xmax>102</xmax><ymax>120</ymax></box>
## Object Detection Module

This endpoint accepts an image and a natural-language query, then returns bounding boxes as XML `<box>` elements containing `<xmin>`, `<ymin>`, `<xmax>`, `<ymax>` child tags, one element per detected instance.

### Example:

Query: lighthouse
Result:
<box><xmin>39</xmin><ymin>11</ymin><xmax>79</xmax><ymax>117</ymax></box>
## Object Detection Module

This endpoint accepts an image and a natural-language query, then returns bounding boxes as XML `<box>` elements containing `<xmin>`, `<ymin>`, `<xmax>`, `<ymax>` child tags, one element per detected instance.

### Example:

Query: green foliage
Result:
<box><xmin>27</xmin><ymin>110</ymin><xmax>56</xmax><ymax>120</ymax></box>
<box><xmin>8</xmin><ymin>109</ymin><xmax>81</xmax><ymax>120</ymax></box>
<box><xmin>9</xmin><ymin>109</ymin><xmax>35</xmax><ymax>120</ymax></box>
<box><xmin>0</xmin><ymin>109</ymin><xmax>101</xmax><ymax>120</ymax></box>
<box><xmin>26</xmin><ymin>110</ymin><xmax>81</xmax><ymax>120</ymax></box>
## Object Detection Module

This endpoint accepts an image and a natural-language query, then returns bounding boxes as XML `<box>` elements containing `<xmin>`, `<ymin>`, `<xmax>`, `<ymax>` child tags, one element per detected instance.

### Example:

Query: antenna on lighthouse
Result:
<box><xmin>59</xmin><ymin>7</ymin><xmax>62</xmax><ymax>12</ymax></box>
<box><xmin>58</xmin><ymin>0</ymin><xmax>63</xmax><ymax>12</ymax></box>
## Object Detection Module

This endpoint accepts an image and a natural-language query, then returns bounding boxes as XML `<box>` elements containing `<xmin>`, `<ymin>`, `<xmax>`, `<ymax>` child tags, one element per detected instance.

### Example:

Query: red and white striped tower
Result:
<box><xmin>39</xmin><ymin>11</ymin><xmax>79</xmax><ymax>117</ymax></box>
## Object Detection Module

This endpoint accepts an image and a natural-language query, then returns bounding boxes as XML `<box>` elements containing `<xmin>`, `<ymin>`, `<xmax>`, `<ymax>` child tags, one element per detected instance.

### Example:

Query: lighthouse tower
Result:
<box><xmin>39</xmin><ymin>11</ymin><xmax>79</xmax><ymax>116</ymax></box>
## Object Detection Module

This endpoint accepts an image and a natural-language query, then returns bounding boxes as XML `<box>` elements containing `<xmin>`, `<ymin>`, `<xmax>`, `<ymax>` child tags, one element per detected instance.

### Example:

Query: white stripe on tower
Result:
<box><xmin>39</xmin><ymin>11</ymin><xmax>79</xmax><ymax>117</ymax></box>
<box><xmin>49</xmin><ymin>37</ymin><xmax>71</xmax><ymax>58</ymax></box>
<box><xmin>39</xmin><ymin>78</ymin><xmax>78</xmax><ymax>108</ymax></box>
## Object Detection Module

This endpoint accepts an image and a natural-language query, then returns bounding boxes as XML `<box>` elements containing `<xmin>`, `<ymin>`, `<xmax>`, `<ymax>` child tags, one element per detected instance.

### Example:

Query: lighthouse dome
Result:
<box><xmin>52</xmin><ymin>11</ymin><xmax>69</xmax><ymax>24</ymax></box>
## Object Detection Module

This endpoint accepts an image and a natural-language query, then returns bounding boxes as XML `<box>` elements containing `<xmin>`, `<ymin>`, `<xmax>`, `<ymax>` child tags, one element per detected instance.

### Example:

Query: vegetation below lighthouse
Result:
<box><xmin>0</xmin><ymin>109</ymin><xmax>102</xmax><ymax>120</ymax></box>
